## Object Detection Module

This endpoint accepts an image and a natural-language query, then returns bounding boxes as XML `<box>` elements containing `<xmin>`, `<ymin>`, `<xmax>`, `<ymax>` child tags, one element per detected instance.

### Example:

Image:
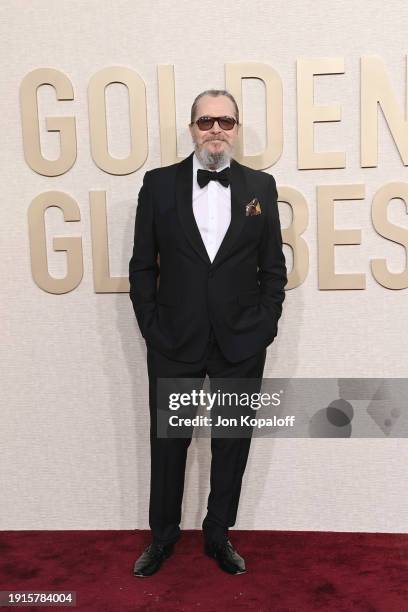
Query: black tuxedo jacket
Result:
<box><xmin>128</xmin><ymin>151</ymin><xmax>287</xmax><ymax>363</ymax></box>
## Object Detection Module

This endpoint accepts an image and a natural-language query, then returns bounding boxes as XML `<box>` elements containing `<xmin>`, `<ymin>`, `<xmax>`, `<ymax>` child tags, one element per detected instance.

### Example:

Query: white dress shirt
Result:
<box><xmin>192</xmin><ymin>152</ymin><xmax>231</xmax><ymax>262</ymax></box>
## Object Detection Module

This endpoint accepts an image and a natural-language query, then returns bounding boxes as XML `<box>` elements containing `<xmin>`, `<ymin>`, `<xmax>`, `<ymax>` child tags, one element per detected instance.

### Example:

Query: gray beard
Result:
<box><xmin>194</xmin><ymin>144</ymin><xmax>232</xmax><ymax>170</ymax></box>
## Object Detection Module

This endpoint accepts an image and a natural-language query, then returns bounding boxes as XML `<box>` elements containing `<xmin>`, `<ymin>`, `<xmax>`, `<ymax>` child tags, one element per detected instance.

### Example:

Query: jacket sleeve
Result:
<box><xmin>128</xmin><ymin>170</ymin><xmax>159</xmax><ymax>337</ymax></box>
<box><xmin>257</xmin><ymin>174</ymin><xmax>287</xmax><ymax>321</ymax></box>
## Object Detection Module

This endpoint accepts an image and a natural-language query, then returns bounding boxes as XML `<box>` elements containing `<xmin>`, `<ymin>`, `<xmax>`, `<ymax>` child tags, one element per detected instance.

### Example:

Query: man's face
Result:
<box><xmin>189</xmin><ymin>95</ymin><xmax>239</xmax><ymax>164</ymax></box>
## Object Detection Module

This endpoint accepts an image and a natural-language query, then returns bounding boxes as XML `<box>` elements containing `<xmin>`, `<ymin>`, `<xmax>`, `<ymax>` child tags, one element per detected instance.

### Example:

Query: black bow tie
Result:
<box><xmin>197</xmin><ymin>167</ymin><xmax>230</xmax><ymax>188</ymax></box>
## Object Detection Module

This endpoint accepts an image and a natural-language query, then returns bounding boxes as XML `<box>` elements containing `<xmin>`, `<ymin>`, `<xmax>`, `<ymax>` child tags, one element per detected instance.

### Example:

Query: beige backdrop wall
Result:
<box><xmin>1</xmin><ymin>0</ymin><xmax>407</xmax><ymax>532</ymax></box>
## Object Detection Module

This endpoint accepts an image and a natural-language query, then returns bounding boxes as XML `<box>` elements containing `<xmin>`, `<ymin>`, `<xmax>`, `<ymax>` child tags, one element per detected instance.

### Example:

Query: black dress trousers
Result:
<box><xmin>146</xmin><ymin>328</ymin><xmax>267</xmax><ymax>546</ymax></box>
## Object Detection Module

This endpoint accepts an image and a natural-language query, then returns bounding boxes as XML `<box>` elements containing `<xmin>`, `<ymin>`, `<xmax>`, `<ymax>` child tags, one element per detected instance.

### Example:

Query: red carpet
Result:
<box><xmin>1</xmin><ymin>530</ymin><xmax>407</xmax><ymax>611</ymax></box>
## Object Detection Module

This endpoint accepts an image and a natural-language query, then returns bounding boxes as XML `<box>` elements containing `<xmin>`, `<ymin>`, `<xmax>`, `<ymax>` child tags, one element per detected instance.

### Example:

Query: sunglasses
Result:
<box><xmin>193</xmin><ymin>115</ymin><xmax>238</xmax><ymax>131</ymax></box>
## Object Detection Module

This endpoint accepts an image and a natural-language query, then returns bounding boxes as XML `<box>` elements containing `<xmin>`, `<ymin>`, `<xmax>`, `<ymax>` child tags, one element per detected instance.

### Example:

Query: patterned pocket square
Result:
<box><xmin>245</xmin><ymin>198</ymin><xmax>262</xmax><ymax>216</ymax></box>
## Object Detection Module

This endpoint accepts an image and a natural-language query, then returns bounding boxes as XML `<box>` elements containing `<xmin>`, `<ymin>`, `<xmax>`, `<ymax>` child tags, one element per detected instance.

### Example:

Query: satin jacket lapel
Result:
<box><xmin>176</xmin><ymin>151</ymin><xmax>211</xmax><ymax>265</ymax></box>
<box><xmin>211</xmin><ymin>158</ymin><xmax>248</xmax><ymax>270</ymax></box>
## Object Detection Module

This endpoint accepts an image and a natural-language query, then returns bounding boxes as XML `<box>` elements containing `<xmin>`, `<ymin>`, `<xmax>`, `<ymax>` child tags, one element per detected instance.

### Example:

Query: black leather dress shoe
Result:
<box><xmin>133</xmin><ymin>541</ymin><xmax>175</xmax><ymax>577</ymax></box>
<box><xmin>204</xmin><ymin>539</ymin><xmax>246</xmax><ymax>574</ymax></box>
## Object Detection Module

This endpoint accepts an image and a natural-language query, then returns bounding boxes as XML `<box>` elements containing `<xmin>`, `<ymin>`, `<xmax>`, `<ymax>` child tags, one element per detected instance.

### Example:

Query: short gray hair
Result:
<box><xmin>190</xmin><ymin>89</ymin><xmax>240</xmax><ymax>125</ymax></box>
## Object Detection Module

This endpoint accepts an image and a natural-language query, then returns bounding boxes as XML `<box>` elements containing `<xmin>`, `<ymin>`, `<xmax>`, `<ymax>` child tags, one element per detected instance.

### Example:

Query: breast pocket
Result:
<box><xmin>239</xmin><ymin>214</ymin><xmax>265</xmax><ymax>247</ymax></box>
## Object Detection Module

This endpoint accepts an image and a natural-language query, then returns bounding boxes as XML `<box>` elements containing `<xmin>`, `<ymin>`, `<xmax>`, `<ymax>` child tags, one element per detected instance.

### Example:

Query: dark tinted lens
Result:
<box><xmin>196</xmin><ymin>117</ymin><xmax>214</xmax><ymax>130</ymax></box>
<box><xmin>218</xmin><ymin>117</ymin><xmax>236</xmax><ymax>130</ymax></box>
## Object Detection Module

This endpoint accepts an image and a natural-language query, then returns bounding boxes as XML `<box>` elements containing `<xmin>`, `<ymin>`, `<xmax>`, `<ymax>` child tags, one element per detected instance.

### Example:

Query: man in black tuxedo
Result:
<box><xmin>129</xmin><ymin>89</ymin><xmax>287</xmax><ymax>576</ymax></box>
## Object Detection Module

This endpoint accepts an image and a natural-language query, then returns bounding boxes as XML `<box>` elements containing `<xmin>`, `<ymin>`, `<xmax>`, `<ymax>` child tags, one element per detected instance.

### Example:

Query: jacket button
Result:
<box><xmin>208</xmin><ymin>271</ymin><xmax>214</xmax><ymax>278</ymax></box>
